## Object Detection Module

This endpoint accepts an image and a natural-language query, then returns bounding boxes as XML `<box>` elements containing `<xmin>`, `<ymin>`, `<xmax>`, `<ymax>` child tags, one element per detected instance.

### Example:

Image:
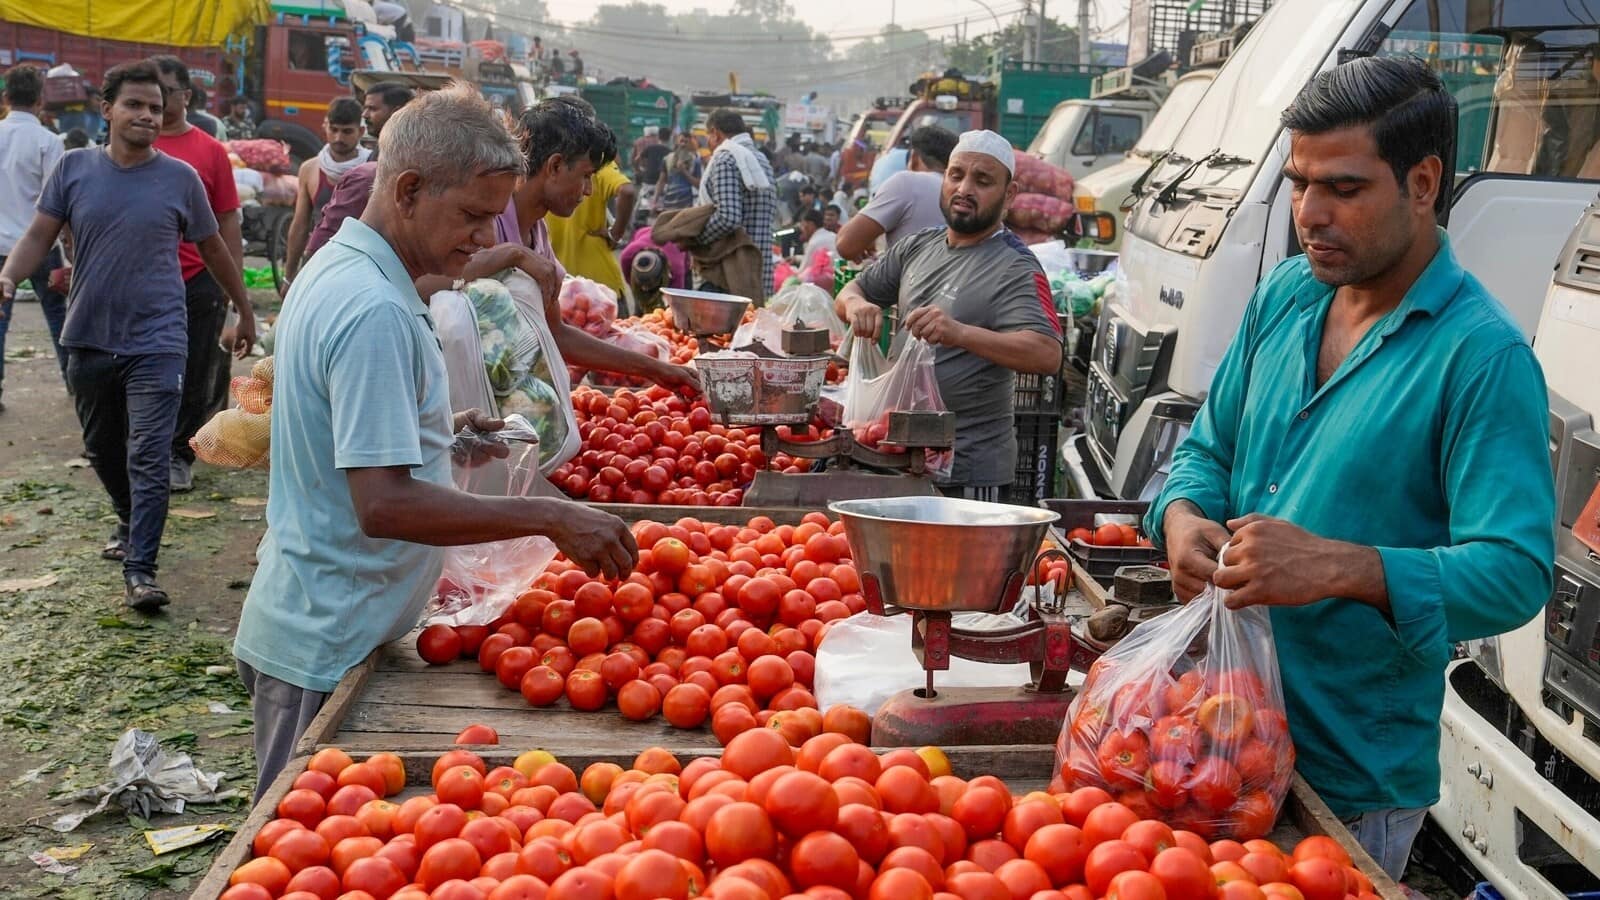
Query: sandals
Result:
<box><xmin>101</xmin><ymin>525</ymin><xmax>130</xmax><ymax>562</ymax></box>
<box><xmin>125</xmin><ymin>572</ymin><xmax>170</xmax><ymax>613</ymax></box>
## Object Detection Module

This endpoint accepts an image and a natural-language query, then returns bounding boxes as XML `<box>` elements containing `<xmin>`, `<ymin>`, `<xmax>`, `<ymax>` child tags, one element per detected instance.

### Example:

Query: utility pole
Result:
<box><xmin>1077</xmin><ymin>0</ymin><xmax>1092</xmax><ymax>63</ymax></box>
<box><xmin>1035</xmin><ymin>0</ymin><xmax>1046</xmax><ymax>64</ymax></box>
<box><xmin>1020</xmin><ymin>0</ymin><xmax>1034</xmax><ymax>62</ymax></box>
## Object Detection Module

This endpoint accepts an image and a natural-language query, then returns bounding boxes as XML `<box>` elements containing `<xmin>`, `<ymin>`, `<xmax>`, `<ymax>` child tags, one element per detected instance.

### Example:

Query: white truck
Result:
<box><xmin>1025</xmin><ymin>96</ymin><xmax>1161</xmax><ymax>183</ymax></box>
<box><xmin>1071</xmin><ymin>70</ymin><xmax>1216</xmax><ymax>250</ymax></box>
<box><xmin>1432</xmin><ymin>203</ymin><xmax>1600</xmax><ymax>899</ymax></box>
<box><xmin>1061</xmin><ymin>2</ymin><xmax>1600</xmax><ymax>895</ymax></box>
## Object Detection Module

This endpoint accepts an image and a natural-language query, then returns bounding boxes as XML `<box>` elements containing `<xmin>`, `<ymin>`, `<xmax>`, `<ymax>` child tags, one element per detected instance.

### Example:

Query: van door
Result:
<box><xmin>1065</xmin><ymin>108</ymin><xmax>1145</xmax><ymax>181</ymax></box>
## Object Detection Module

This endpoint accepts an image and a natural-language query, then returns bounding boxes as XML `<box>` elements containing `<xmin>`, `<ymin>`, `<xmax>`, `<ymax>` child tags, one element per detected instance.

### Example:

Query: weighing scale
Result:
<box><xmin>831</xmin><ymin>496</ymin><xmax>1100</xmax><ymax>747</ymax></box>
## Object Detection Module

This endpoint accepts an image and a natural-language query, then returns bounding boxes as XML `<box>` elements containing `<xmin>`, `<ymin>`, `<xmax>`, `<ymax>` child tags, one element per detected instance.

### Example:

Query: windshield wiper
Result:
<box><xmin>1206</xmin><ymin>153</ymin><xmax>1253</xmax><ymax>168</ymax></box>
<box><xmin>1153</xmin><ymin>149</ymin><xmax>1220</xmax><ymax>208</ymax></box>
<box><xmin>1129</xmin><ymin>149</ymin><xmax>1193</xmax><ymax>203</ymax></box>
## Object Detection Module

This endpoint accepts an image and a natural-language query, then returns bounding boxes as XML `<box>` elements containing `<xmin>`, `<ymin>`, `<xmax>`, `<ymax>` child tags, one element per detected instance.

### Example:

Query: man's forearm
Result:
<box><xmin>284</xmin><ymin>213</ymin><xmax>310</xmax><ymax>278</ymax></box>
<box><xmin>834</xmin><ymin>284</ymin><xmax>871</xmax><ymax>323</ymax></box>
<box><xmin>200</xmin><ymin>236</ymin><xmax>253</xmax><ymax>317</ymax></box>
<box><xmin>1323</xmin><ymin>540</ymin><xmax>1390</xmax><ymax>615</ymax></box>
<box><xmin>355</xmin><ymin>475</ymin><xmax>570</xmax><ymax>546</ymax></box>
<box><xmin>220</xmin><ymin>210</ymin><xmax>245</xmax><ymax>274</ymax></box>
<box><xmin>555</xmin><ymin>322</ymin><xmax>669</xmax><ymax>379</ymax></box>
<box><xmin>954</xmin><ymin>326</ymin><xmax>1061</xmax><ymax>374</ymax></box>
<box><xmin>835</xmin><ymin>214</ymin><xmax>883</xmax><ymax>262</ymax></box>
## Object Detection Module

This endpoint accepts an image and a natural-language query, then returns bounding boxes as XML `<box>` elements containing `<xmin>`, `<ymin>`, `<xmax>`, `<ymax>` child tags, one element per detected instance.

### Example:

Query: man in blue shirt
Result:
<box><xmin>233</xmin><ymin>84</ymin><xmax>638</xmax><ymax>794</ymax></box>
<box><xmin>1147</xmin><ymin>57</ymin><xmax>1554</xmax><ymax>879</ymax></box>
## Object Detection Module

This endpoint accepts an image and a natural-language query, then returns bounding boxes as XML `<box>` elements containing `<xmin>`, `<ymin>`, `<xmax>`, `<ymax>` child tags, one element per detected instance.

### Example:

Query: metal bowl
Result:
<box><xmin>1066</xmin><ymin>249</ymin><xmax>1119</xmax><ymax>276</ymax></box>
<box><xmin>662</xmin><ymin>288</ymin><xmax>753</xmax><ymax>336</ymax></box>
<box><xmin>830</xmin><ymin>497</ymin><xmax>1060</xmax><ymax>613</ymax></box>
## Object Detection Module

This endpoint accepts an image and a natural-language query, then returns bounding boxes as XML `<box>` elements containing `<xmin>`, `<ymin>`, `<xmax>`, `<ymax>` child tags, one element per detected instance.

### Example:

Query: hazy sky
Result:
<box><xmin>537</xmin><ymin>0</ymin><xmax>1134</xmax><ymax>48</ymax></box>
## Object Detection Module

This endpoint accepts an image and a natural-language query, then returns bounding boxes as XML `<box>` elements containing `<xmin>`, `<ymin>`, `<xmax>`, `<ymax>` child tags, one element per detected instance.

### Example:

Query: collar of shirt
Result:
<box><xmin>1289</xmin><ymin>227</ymin><xmax>1465</xmax><ymax>323</ymax></box>
<box><xmin>1</xmin><ymin>110</ymin><xmax>42</xmax><ymax>128</ymax></box>
<box><xmin>328</xmin><ymin>217</ymin><xmax>427</xmax><ymax>315</ymax></box>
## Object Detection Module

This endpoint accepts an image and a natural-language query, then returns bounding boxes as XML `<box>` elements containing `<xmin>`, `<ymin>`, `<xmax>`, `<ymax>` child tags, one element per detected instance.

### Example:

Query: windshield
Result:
<box><xmin>1132</xmin><ymin>75</ymin><xmax>1213</xmax><ymax>157</ymax></box>
<box><xmin>911</xmin><ymin>110</ymin><xmax>972</xmax><ymax>135</ymax></box>
<box><xmin>1149</xmin><ymin>0</ymin><xmax>1364</xmax><ymax>193</ymax></box>
<box><xmin>1028</xmin><ymin>105</ymin><xmax>1085</xmax><ymax>158</ymax></box>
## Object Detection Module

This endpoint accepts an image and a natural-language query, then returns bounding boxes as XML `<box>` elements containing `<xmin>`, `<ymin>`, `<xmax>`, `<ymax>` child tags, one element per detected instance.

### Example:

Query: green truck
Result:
<box><xmin>879</xmin><ymin>59</ymin><xmax>1112</xmax><ymax>165</ymax></box>
<box><xmin>579</xmin><ymin>81</ymin><xmax>680</xmax><ymax>176</ymax></box>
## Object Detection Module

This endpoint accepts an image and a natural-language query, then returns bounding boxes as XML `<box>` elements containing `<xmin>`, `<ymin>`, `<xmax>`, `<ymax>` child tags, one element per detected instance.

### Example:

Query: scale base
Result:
<box><xmin>871</xmin><ymin>685</ymin><xmax>1077</xmax><ymax>747</ymax></box>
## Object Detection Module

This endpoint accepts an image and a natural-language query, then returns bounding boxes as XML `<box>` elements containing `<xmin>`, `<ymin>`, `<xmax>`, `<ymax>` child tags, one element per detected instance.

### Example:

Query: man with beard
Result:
<box><xmin>0</xmin><ymin>61</ymin><xmax>253</xmax><ymax>610</ymax></box>
<box><xmin>1145</xmin><ymin>57</ymin><xmax>1553</xmax><ymax>879</ymax></box>
<box><xmin>833</xmin><ymin>129</ymin><xmax>1062</xmax><ymax>499</ymax></box>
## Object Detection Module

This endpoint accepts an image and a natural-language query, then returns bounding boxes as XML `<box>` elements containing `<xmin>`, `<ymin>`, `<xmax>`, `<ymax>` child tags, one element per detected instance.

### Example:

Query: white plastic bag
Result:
<box><xmin>428</xmin><ymin>414</ymin><xmax>560</xmax><ymax>626</ymax></box>
<box><xmin>731</xmin><ymin>307</ymin><xmax>786</xmax><ymax>352</ymax></box>
<box><xmin>768</xmin><ymin>283</ymin><xmax>846</xmax><ymax>347</ymax></box>
<box><xmin>813</xmin><ymin>614</ymin><xmax>1034</xmax><ymax>715</ymax></box>
<box><xmin>841</xmin><ymin>335</ymin><xmax>952</xmax><ymax>478</ymax></box>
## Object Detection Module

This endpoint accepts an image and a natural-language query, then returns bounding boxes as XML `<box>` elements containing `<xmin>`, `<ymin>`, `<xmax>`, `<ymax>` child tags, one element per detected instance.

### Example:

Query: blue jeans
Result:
<box><xmin>66</xmin><ymin>350</ymin><xmax>184</xmax><ymax>578</ymax></box>
<box><xmin>1343</xmin><ymin>806</ymin><xmax>1428</xmax><ymax>881</ymax></box>
<box><xmin>0</xmin><ymin>248</ymin><xmax>69</xmax><ymax>387</ymax></box>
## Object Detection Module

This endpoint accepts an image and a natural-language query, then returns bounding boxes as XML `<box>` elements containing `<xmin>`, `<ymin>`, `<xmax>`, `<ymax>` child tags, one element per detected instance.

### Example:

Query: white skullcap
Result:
<box><xmin>952</xmin><ymin>129</ymin><xmax>1015</xmax><ymax>176</ymax></box>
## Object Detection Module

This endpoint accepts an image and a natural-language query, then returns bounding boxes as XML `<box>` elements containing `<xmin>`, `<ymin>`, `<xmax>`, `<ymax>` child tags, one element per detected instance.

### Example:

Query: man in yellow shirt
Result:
<box><xmin>547</xmin><ymin>159</ymin><xmax>636</xmax><ymax>303</ymax></box>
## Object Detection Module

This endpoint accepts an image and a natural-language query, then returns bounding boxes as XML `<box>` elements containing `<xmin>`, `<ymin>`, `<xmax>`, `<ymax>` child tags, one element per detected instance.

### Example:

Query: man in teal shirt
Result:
<box><xmin>1147</xmin><ymin>57</ymin><xmax>1554</xmax><ymax>879</ymax></box>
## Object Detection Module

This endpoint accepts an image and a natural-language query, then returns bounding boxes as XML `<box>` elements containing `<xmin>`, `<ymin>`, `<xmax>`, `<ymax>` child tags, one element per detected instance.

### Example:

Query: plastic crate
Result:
<box><xmin>1003</xmin><ymin>413</ymin><xmax>1060</xmax><ymax>506</ymax></box>
<box><xmin>1014</xmin><ymin>371</ymin><xmax>1064</xmax><ymax>416</ymax></box>
<box><xmin>1469</xmin><ymin>884</ymin><xmax>1600</xmax><ymax>900</ymax></box>
<box><xmin>1039</xmin><ymin>498</ymin><xmax>1165</xmax><ymax>579</ymax></box>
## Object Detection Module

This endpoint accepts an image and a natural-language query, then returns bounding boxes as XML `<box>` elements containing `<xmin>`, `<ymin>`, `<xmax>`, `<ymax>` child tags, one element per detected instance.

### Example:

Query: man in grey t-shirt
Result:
<box><xmin>835</xmin><ymin>130</ymin><xmax>1063</xmax><ymax>496</ymax></box>
<box><xmin>837</xmin><ymin>125</ymin><xmax>957</xmax><ymax>262</ymax></box>
<box><xmin>0</xmin><ymin>61</ymin><xmax>253</xmax><ymax>612</ymax></box>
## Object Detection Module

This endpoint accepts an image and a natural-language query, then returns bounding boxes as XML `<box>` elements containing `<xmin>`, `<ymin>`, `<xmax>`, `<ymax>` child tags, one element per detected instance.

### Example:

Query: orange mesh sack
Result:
<box><xmin>191</xmin><ymin>355</ymin><xmax>274</xmax><ymax>468</ymax></box>
<box><xmin>1051</xmin><ymin>546</ymin><xmax>1296</xmax><ymax>840</ymax></box>
<box><xmin>191</xmin><ymin>408</ymin><xmax>271</xmax><ymax>468</ymax></box>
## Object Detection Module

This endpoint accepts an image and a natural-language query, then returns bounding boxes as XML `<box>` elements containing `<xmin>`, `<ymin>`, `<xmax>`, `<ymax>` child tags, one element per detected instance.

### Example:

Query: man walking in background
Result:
<box><xmin>0</xmin><ymin>64</ymin><xmax>69</xmax><ymax>406</ymax></box>
<box><xmin>656</xmin><ymin>131</ymin><xmax>701</xmax><ymax>212</ymax></box>
<box><xmin>838</xmin><ymin>124</ymin><xmax>956</xmax><ymax>262</ymax></box>
<box><xmin>0</xmin><ymin>61</ymin><xmax>255</xmax><ymax>611</ymax></box>
<box><xmin>284</xmin><ymin>97</ymin><xmax>369</xmax><ymax>285</ymax></box>
<box><xmin>697</xmin><ymin>109</ymin><xmax>777</xmax><ymax>296</ymax></box>
<box><xmin>299</xmin><ymin>85</ymin><xmax>415</xmax><ymax>269</ymax></box>
<box><xmin>152</xmin><ymin>56</ymin><xmax>252</xmax><ymax>494</ymax></box>
<box><xmin>222</xmin><ymin>97</ymin><xmax>255</xmax><ymax>140</ymax></box>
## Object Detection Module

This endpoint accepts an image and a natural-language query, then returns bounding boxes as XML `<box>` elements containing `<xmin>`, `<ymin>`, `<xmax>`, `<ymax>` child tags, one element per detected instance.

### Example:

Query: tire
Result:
<box><xmin>255</xmin><ymin>118</ymin><xmax>322</xmax><ymax>167</ymax></box>
<box><xmin>266</xmin><ymin>208</ymin><xmax>292</xmax><ymax>294</ymax></box>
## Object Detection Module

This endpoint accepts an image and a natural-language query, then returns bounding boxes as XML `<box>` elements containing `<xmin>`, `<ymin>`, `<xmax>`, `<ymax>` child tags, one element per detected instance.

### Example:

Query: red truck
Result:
<box><xmin>838</xmin><ymin>99</ymin><xmax>906</xmax><ymax>191</ymax></box>
<box><xmin>0</xmin><ymin>10</ymin><xmax>395</xmax><ymax>161</ymax></box>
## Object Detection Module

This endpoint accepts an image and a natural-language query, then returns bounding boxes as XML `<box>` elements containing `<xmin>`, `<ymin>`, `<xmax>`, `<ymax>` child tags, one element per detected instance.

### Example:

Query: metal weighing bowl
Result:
<box><xmin>830</xmin><ymin>497</ymin><xmax>1060</xmax><ymax>613</ymax></box>
<box><xmin>662</xmin><ymin>288</ymin><xmax>753</xmax><ymax>336</ymax></box>
<box><xmin>1066</xmin><ymin>249</ymin><xmax>1119</xmax><ymax>276</ymax></box>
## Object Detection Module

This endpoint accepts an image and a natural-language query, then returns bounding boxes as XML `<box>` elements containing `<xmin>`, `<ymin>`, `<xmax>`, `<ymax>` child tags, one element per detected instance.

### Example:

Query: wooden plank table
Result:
<box><xmin>192</xmin><ymin>746</ymin><xmax>1403</xmax><ymax>900</ymax></box>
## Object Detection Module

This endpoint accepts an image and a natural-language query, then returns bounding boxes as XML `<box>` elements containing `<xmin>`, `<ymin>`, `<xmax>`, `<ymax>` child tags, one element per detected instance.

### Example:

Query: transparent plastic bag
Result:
<box><xmin>558</xmin><ymin>276</ymin><xmax>619</xmax><ymax>336</ymax></box>
<box><xmin>588</xmin><ymin>321</ymin><xmax>674</xmax><ymax>388</ymax></box>
<box><xmin>841</xmin><ymin>336</ymin><xmax>952</xmax><ymax>479</ymax></box>
<box><xmin>427</xmin><ymin>414</ymin><xmax>560</xmax><ymax>627</ymax></box>
<box><xmin>730</xmin><ymin>307</ymin><xmax>786</xmax><ymax>352</ymax></box>
<box><xmin>768</xmin><ymin>283</ymin><xmax>846</xmax><ymax>347</ymax></box>
<box><xmin>1052</xmin><ymin>559</ymin><xmax>1295</xmax><ymax>839</ymax></box>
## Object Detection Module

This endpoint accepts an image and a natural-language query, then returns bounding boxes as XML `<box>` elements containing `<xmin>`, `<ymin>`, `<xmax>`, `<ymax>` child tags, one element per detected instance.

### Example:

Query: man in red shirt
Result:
<box><xmin>152</xmin><ymin>56</ymin><xmax>252</xmax><ymax>493</ymax></box>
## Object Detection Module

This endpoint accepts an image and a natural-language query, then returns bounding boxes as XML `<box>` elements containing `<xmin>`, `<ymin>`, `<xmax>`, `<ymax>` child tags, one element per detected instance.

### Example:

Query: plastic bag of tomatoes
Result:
<box><xmin>427</xmin><ymin>415</ymin><xmax>561</xmax><ymax>627</ymax></box>
<box><xmin>841</xmin><ymin>336</ymin><xmax>953</xmax><ymax>479</ymax></box>
<box><xmin>1053</xmin><ymin>570</ymin><xmax>1295</xmax><ymax>840</ymax></box>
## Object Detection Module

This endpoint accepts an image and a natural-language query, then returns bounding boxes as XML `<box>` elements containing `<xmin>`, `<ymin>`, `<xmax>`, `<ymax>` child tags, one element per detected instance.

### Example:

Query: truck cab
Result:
<box><xmin>1070</xmin><ymin>71</ymin><xmax>1215</xmax><ymax>249</ymax></box>
<box><xmin>1065</xmin><ymin>0</ymin><xmax>1600</xmax><ymax>508</ymax></box>
<box><xmin>1432</xmin><ymin>203</ymin><xmax>1600</xmax><ymax>899</ymax></box>
<box><xmin>1026</xmin><ymin>97</ymin><xmax>1159</xmax><ymax>184</ymax></box>
<box><xmin>840</xmin><ymin>99</ymin><xmax>906</xmax><ymax>191</ymax></box>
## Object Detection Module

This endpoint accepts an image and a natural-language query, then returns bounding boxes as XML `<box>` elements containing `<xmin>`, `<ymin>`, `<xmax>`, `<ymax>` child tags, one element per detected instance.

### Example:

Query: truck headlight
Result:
<box><xmin>1462</xmin><ymin>636</ymin><xmax>1506</xmax><ymax>691</ymax></box>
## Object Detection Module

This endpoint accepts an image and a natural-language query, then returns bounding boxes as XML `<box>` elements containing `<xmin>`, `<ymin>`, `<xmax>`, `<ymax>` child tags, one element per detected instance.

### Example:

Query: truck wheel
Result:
<box><xmin>266</xmin><ymin>209</ymin><xmax>292</xmax><ymax>294</ymax></box>
<box><xmin>255</xmin><ymin>119</ymin><xmax>322</xmax><ymax>167</ymax></box>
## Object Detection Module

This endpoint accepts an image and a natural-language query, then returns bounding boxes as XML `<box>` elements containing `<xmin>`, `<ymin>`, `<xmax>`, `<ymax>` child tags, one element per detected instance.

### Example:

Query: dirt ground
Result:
<box><xmin>0</xmin><ymin>293</ymin><xmax>272</xmax><ymax>898</ymax></box>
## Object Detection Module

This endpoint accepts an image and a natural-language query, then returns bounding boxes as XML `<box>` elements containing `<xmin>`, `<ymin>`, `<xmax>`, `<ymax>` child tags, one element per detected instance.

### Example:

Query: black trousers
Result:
<box><xmin>172</xmin><ymin>270</ymin><xmax>230</xmax><ymax>464</ymax></box>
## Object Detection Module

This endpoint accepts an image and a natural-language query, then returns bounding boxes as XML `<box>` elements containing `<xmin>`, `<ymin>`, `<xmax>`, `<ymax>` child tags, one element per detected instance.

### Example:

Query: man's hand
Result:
<box><xmin>902</xmin><ymin>306</ymin><xmax>968</xmax><ymax>348</ymax></box>
<box><xmin>453</xmin><ymin>408</ymin><xmax>505</xmax><ymax>434</ymax></box>
<box><xmin>844</xmin><ymin>299</ymin><xmax>882</xmax><ymax>339</ymax></box>
<box><xmin>651</xmin><ymin>361</ymin><xmax>701</xmax><ymax>396</ymax></box>
<box><xmin>1162</xmin><ymin>500</ymin><xmax>1233</xmax><ymax>602</ymax></box>
<box><xmin>0</xmin><ymin>277</ymin><xmax>14</xmax><ymax>312</ymax></box>
<box><xmin>231</xmin><ymin>313</ymin><xmax>258</xmax><ymax>360</ymax></box>
<box><xmin>544</xmin><ymin>502</ymin><xmax>639</xmax><ymax>579</ymax></box>
<box><xmin>1212</xmin><ymin>514</ymin><xmax>1384</xmax><ymax>612</ymax></box>
<box><xmin>450</xmin><ymin>408</ymin><xmax>511</xmax><ymax>467</ymax></box>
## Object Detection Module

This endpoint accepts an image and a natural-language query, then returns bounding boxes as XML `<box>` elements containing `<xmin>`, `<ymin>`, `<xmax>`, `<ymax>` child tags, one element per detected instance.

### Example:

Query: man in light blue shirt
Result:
<box><xmin>233</xmin><ymin>84</ymin><xmax>637</xmax><ymax>794</ymax></box>
<box><xmin>0</xmin><ymin>64</ymin><xmax>68</xmax><ymax>402</ymax></box>
<box><xmin>1147</xmin><ymin>58</ymin><xmax>1554</xmax><ymax>879</ymax></box>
